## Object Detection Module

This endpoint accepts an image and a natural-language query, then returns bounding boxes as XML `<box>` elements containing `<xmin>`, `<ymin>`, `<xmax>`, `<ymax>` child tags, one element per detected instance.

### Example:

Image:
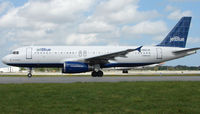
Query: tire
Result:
<box><xmin>97</xmin><ymin>71</ymin><xmax>103</xmax><ymax>77</ymax></box>
<box><xmin>27</xmin><ymin>73</ymin><xmax>32</xmax><ymax>78</ymax></box>
<box><xmin>122</xmin><ymin>70</ymin><xmax>128</xmax><ymax>74</ymax></box>
<box><xmin>91</xmin><ymin>71</ymin><xmax>97</xmax><ymax>77</ymax></box>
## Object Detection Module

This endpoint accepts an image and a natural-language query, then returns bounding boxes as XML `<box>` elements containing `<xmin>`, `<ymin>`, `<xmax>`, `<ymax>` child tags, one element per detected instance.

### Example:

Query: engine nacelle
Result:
<box><xmin>62</xmin><ymin>61</ymin><xmax>90</xmax><ymax>73</ymax></box>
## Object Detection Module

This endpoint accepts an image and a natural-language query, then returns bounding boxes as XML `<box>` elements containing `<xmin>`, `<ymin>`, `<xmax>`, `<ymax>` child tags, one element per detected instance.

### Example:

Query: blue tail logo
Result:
<box><xmin>157</xmin><ymin>17</ymin><xmax>191</xmax><ymax>48</ymax></box>
<box><xmin>170</xmin><ymin>36</ymin><xmax>185</xmax><ymax>42</ymax></box>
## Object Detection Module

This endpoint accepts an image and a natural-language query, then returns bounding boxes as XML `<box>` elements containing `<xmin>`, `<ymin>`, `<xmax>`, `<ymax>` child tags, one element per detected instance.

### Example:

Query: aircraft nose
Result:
<box><xmin>2</xmin><ymin>56</ymin><xmax>9</xmax><ymax>64</ymax></box>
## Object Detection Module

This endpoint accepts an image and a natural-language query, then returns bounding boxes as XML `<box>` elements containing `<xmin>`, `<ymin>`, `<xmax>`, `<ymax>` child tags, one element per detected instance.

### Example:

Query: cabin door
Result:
<box><xmin>26</xmin><ymin>47</ymin><xmax>32</xmax><ymax>59</ymax></box>
<box><xmin>156</xmin><ymin>48</ymin><xmax>162</xmax><ymax>59</ymax></box>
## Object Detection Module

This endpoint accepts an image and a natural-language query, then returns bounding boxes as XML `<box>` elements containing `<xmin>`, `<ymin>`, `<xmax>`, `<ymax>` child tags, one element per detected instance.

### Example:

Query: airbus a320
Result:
<box><xmin>2</xmin><ymin>17</ymin><xmax>200</xmax><ymax>77</ymax></box>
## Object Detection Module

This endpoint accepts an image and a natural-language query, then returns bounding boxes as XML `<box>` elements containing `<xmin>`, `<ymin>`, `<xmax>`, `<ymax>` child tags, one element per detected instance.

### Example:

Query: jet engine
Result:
<box><xmin>62</xmin><ymin>61</ymin><xmax>91</xmax><ymax>73</ymax></box>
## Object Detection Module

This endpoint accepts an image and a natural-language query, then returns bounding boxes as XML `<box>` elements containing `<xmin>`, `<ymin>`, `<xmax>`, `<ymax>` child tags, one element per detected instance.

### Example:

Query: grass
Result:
<box><xmin>0</xmin><ymin>82</ymin><xmax>200</xmax><ymax>113</ymax></box>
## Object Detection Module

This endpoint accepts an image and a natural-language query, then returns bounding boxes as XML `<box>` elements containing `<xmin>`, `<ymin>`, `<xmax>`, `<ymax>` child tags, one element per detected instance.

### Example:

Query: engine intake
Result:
<box><xmin>62</xmin><ymin>61</ymin><xmax>90</xmax><ymax>73</ymax></box>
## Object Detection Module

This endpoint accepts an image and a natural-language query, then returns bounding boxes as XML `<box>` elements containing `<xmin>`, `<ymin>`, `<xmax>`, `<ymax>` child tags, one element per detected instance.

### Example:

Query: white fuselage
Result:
<box><xmin>2</xmin><ymin>46</ymin><xmax>195</xmax><ymax>68</ymax></box>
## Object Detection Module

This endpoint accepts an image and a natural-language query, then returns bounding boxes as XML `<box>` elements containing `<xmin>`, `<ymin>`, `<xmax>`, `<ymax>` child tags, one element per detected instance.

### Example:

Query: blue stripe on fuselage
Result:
<box><xmin>7</xmin><ymin>63</ymin><xmax>157</xmax><ymax>68</ymax></box>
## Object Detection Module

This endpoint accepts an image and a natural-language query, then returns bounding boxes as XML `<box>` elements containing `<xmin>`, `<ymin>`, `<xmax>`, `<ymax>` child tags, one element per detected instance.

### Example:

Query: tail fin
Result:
<box><xmin>157</xmin><ymin>17</ymin><xmax>191</xmax><ymax>48</ymax></box>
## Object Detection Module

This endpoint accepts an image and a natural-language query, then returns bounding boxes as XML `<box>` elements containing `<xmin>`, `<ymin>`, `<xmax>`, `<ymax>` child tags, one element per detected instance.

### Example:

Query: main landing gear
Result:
<box><xmin>27</xmin><ymin>68</ymin><xmax>32</xmax><ymax>78</ymax></box>
<box><xmin>122</xmin><ymin>70</ymin><xmax>128</xmax><ymax>74</ymax></box>
<box><xmin>91</xmin><ymin>64</ymin><xmax>103</xmax><ymax>77</ymax></box>
<box><xmin>91</xmin><ymin>70</ymin><xmax>104</xmax><ymax>77</ymax></box>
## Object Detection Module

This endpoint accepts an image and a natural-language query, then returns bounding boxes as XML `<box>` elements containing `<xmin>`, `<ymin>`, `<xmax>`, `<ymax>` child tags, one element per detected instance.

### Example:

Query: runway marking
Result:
<box><xmin>0</xmin><ymin>76</ymin><xmax>200</xmax><ymax>84</ymax></box>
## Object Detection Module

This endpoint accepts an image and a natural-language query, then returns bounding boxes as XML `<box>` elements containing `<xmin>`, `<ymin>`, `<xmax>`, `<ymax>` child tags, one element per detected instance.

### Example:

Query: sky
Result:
<box><xmin>0</xmin><ymin>0</ymin><xmax>199</xmax><ymax>67</ymax></box>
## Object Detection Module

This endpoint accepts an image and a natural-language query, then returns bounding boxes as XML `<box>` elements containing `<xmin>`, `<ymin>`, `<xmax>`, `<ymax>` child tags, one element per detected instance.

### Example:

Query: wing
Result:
<box><xmin>84</xmin><ymin>46</ymin><xmax>143</xmax><ymax>65</ymax></box>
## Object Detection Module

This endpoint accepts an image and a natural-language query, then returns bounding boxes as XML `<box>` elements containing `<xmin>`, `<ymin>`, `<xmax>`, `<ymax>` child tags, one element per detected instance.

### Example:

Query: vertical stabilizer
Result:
<box><xmin>157</xmin><ymin>17</ymin><xmax>191</xmax><ymax>48</ymax></box>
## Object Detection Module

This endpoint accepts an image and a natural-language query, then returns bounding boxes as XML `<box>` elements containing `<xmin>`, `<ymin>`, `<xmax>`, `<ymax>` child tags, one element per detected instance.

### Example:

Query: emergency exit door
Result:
<box><xmin>26</xmin><ymin>47</ymin><xmax>32</xmax><ymax>59</ymax></box>
<box><xmin>156</xmin><ymin>48</ymin><xmax>162</xmax><ymax>59</ymax></box>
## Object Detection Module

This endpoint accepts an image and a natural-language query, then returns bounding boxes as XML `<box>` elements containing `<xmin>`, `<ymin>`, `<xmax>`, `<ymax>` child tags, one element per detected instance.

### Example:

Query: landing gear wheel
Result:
<box><xmin>92</xmin><ymin>71</ymin><xmax>97</xmax><ymax>77</ymax></box>
<box><xmin>97</xmin><ymin>71</ymin><xmax>103</xmax><ymax>77</ymax></box>
<box><xmin>27</xmin><ymin>67</ymin><xmax>32</xmax><ymax>78</ymax></box>
<box><xmin>27</xmin><ymin>73</ymin><xmax>32</xmax><ymax>78</ymax></box>
<box><xmin>122</xmin><ymin>70</ymin><xmax>128</xmax><ymax>74</ymax></box>
<box><xmin>91</xmin><ymin>71</ymin><xmax>104</xmax><ymax>77</ymax></box>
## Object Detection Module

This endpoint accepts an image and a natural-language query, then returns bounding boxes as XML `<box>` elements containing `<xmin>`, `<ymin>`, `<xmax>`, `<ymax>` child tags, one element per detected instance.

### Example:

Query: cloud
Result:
<box><xmin>78</xmin><ymin>21</ymin><xmax>115</xmax><ymax>33</ymax></box>
<box><xmin>168</xmin><ymin>10</ymin><xmax>192</xmax><ymax>20</ymax></box>
<box><xmin>165</xmin><ymin>5</ymin><xmax>176</xmax><ymax>12</ymax></box>
<box><xmin>169</xmin><ymin>0</ymin><xmax>199</xmax><ymax>2</ymax></box>
<box><xmin>91</xmin><ymin>0</ymin><xmax>160</xmax><ymax>24</ymax></box>
<box><xmin>0</xmin><ymin>0</ymin><xmax>163</xmax><ymax>48</ymax></box>
<box><xmin>19</xmin><ymin>0</ymin><xmax>94</xmax><ymax>23</ymax></box>
<box><xmin>0</xmin><ymin>1</ymin><xmax>13</xmax><ymax>15</ymax></box>
<box><xmin>0</xmin><ymin>0</ymin><xmax>165</xmax><ymax>49</ymax></box>
<box><xmin>188</xmin><ymin>37</ymin><xmax>200</xmax><ymax>44</ymax></box>
<box><xmin>122</xmin><ymin>21</ymin><xmax>167</xmax><ymax>35</ymax></box>
<box><xmin>166</xmin><ymin>5</ymin><xmax>192</xmax><ymax>20</ymax></box>
<box><xmin>153</xmin><ymin>35</ymin><xmax>166</xmax><ymax>42</ymax></box>
<box><xmin>0</xmin><ymin>0</ymin><xmax>94</xmax><ymax>28</ymax></box>
<box><xmin>66</xmin><ymin>33</ymin><xmax>97</xmax><ymax>45</ymax></box>
<box><xmin>0</xmin><ymin>0</ymin><xmax>96</xmax><ymax>46</ymax></box>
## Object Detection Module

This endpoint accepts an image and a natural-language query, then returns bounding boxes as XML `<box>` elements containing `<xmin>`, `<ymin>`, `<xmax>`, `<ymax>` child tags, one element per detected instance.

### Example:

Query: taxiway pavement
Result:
<box><xmin>0</xmin><ymin>76</ymin><xmax>200</xmax><ymax>84</ymax></box>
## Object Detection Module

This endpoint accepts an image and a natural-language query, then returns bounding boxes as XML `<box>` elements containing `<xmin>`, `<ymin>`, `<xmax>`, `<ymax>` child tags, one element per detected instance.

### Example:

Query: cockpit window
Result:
<box><xmin>12</xmin><ymin>51</ymin><xmax>19</xmax><ymax>54</ymax></box>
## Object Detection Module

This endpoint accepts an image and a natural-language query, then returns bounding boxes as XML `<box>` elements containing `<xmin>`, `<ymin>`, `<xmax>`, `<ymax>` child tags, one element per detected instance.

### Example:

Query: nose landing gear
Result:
<box><xmin>27</xmin><ymin>68</ymin><xmax>32</xmax><ymax>78</ymax></box>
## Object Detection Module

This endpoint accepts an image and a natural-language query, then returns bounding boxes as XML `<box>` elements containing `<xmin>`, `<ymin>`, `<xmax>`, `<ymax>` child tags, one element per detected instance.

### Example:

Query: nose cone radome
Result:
<box><xmin>2</xmin><ymin>56</ymin><xmax>9</xmax><ymax>64</ymax></box>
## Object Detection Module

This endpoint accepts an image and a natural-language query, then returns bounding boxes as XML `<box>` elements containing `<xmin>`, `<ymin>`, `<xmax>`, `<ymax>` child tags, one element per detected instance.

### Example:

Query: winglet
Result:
<box><xmin>137</xmin><ymin>46</ymin><xmax>143</xmax><ymax>52</ymax></box>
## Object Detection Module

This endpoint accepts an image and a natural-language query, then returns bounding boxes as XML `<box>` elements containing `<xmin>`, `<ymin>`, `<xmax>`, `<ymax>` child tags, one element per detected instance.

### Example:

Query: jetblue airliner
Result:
<box><xmin>2</xmin><ymin>17</ymin><xmax>200</xmax><ymax>77</ymax></box>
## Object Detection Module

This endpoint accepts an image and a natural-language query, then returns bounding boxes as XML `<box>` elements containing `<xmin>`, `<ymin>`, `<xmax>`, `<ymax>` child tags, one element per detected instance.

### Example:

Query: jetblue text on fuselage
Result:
<box><xmin>37</xmin><ymin>48</ymin><xmax>51</xmax><ymax>51</ymax></box>
<box><xmin>170</xmin><ymin>36</ymin><xmax>185</xmax><ymax>42</ymax></box>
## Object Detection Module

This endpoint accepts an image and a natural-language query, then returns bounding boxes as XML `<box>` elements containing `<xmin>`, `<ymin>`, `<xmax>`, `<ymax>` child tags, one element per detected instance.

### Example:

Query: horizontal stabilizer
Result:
<box><xmin>173</xmin><ymin>47</ymin><xmax>200</xmax><ymax>54</ymax></box>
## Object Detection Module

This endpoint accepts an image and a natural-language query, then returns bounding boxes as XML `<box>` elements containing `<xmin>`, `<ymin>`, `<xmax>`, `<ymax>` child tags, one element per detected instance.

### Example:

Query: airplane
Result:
<box><xmin>2</xmin><ymin>17</ymin><xmax>200</xmax><ymax>78</ymax></box>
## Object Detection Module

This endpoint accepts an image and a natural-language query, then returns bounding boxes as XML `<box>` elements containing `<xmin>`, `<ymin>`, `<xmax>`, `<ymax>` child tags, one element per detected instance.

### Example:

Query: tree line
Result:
<box><xmin>20</xmin><ymin>65</ymin><xmax>200</xmax><ymax>72</ymax></box>
<box><xmin>143</xmin><ymin>65</ymin><xmax>200</xmax><ymax>71</ymax></box>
